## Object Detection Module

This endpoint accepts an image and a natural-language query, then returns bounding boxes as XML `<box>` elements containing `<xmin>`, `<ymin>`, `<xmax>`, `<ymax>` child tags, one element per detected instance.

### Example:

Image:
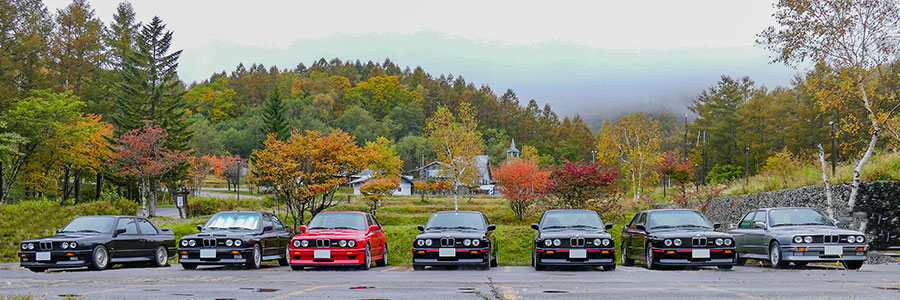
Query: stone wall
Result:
<box><xmin>670</xmin><ymin>182</ymin><xmax>900</xmax><ymax>250</ymax></box>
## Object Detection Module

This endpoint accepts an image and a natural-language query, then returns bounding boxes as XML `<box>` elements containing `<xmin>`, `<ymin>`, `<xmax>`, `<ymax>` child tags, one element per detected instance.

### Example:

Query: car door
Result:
<box><xmin>136</xmin><ymin>218</ymin><xmax>161</xmax><ymax>257</ymax></box>
<box><xmin>632</xmin><ymin>213</ymin><xmax>648</xmax><ymax>259</ymax></box>
<box><xmin>367</xmin><ymin>214</ymin><xmax>386</xmax><ymax>256</ymax></box>
<box><xmin>109</xmin><ymin>217</ymin><xmax>141</xmax><ymax>258</ymax></box>
<box><xmin>260</xmin><ymin>214</ymin><xmax>278</xmax><ymax>256</ymax></box>
<box><xmin>270</xmin><ymin>214</ymin><xmax>291</xmax><ymax>255</ymax></box>
<box><xmin>731</xmin><ymin>211</ymin><xmax>755</xmax><ymax>254</ymax></box>
<box><xmin>746</xmin><ymin>211</ymin><xmax>769</xmax><ymax>255</ymax></box>
<box><xmin>621</xmin><ymin>213</ymin><xmax>639</xmax><ymax>257</ymax></box>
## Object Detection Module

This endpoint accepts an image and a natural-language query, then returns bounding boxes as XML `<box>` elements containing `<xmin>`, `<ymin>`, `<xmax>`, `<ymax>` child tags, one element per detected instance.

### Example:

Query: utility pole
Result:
<box><xmin>701</xmin><ymin>131</ymin><xmax>707</xmax><ymax>185</ymax></box>
<box><xmin>744</xmin><ymin>147</ymin><xmax>750</xmax><ymax>187</ymax></box>
<box><xmin>590</xmin><ymin>150</ymin><xmax>597</xmax><ymax>163</ymax></box>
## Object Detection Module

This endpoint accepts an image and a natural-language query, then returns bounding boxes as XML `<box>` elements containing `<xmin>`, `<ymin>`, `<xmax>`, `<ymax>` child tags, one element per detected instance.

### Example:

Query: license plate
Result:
<box><xmin>692</xmin><ymin>249</ymin><xmax>711</xmax><ymax>258</ymax></box>
<box><xmin>314</xmin><ymin>250</ymin><xmax>331</xmax><ymax>259</ymax></box>
<box><xmin>439</xmin><ymin>248</ymin><xmax>456</xmax><ymax>257</ymax></box>
<box><xmin>824</xmin><ymin>246</ymin><xmax>842</xmax><ymax>255</ymax></box>
<box><xmin>200</xmin><ymin>249</ymin><xmax>217</xmax><ymax>258</ymax></box>
<box><xmin>36</xmin><ymin>252</ymin><xmax>51</xmax><ymax>261</ymax></box>
<box><xmin>569</xmin><ymin>249</ymin><xmax>587</xmax><ymax>258</ymax></box>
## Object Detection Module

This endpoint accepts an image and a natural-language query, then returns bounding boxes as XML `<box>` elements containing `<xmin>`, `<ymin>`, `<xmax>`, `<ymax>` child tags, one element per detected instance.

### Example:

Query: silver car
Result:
<box><xmin>729</xmin><ymin>207</ymin><xmax>867</xmax><ymax>270</ymax></box>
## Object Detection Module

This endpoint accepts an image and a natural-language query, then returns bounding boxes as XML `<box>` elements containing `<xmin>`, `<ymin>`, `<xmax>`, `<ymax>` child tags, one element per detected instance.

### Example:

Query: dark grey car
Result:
<box><xmin>728</xmin><ymin>207</ymin><xmax>868</xmax><ymax>270</ymax></box>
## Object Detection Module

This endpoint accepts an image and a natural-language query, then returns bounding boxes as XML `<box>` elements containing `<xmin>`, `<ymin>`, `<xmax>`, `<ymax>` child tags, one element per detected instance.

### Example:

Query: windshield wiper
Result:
<box><xmin>568</xmin><ymin>224</ymin><xmax>599</xmax><ymax>229</ymax></box>
<box><xmin>650</xmin><ymin>225</ymin><xmax>675</xmax><ymax>230</ymax></box>
<box><xmin>330</xmin><ymin>226</ymin><xmax>360</xmax><ymax>230</ymax></box>
<box><xmin>227</xmin><ymin>227</ymin><xmax>251</xmax><ymax>230</ymax></box>
<box><xmin>426</xmin><ymin>226</ymin><xmax>451</xmax><ymax>230</ymax></box>
<box><xmin>676</xmin><ymin>224</ymin><xmax>710</xmax><ymax>229</ymax></box>
<box><xmin>774</xmin><ymin>222</ymin><xmax>825</xmax><ymax>227</ymax></box>
<box><xmin>542</xmin><ymin>225</ymin><xmax>568</xmax><ymax>229</ymax></box>
<box><xmin>449</xmin><ymin>226</ymin><xmax>480</xmax><ymax>230</ymax></box>
<box><xmin>66</xmin><ymin>229</ymin><xmax>100</xmax><ymax>233</ymax></box>
<box><xmin>206</xmin><ymin>226</ymin><xmax>227</xmax><ymax>230</ymax></box>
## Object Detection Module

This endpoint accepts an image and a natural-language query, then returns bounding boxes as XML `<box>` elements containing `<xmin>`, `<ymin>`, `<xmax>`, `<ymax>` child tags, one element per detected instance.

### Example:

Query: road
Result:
<box><xmin>1</xmin><ymin>262</ymin><xmax>898</xmax><ymax>299</ymax></box>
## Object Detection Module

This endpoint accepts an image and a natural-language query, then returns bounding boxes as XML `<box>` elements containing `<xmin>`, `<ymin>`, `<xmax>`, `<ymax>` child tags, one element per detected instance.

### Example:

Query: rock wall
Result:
<box><xmin>673</xmin><ymin>182</ymin><xmax>900</xmax><ymax>250</ymax></box>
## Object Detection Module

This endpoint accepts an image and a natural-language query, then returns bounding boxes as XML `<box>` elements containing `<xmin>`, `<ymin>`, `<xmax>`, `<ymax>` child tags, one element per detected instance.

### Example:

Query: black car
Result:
<box><xmin>729</xmin><ymin>207</ymin><xmax>868</xmax><ymax>269</ymax></box>
<box><xmin>531</xmin><ymin>209</ymin><xmax>616</xmax><ymax>271</ymax></box>
<box><xmin>412</xmin><ymin>211</ymin><xmax>498</xmax><ymax>270</ymax></box>
<box><xmin>620</xmin><ymin>209</ymin><xmax>737</xmax><ymax>270</ymax></box>
<box><xmin>178</xmin><ymin>211</ymin><xmax>292</xmax><ymax>269</ymax></box>
<box><xmin>18</xmin><ymin>216</ymin><xmax>176</xmax><ymax>272</ymax></box>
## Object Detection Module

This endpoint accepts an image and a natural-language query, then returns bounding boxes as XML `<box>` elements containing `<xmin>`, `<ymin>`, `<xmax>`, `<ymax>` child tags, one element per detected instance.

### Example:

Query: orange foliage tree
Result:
<box><xmin>359</xmin><ymin>176</ymin><xmax>399</xmax><ymax>216</ymax></box>
<box><xmin>493</xmin><ymin>159</ymin><xmax>551</xmax><ymax>221</ymax></box>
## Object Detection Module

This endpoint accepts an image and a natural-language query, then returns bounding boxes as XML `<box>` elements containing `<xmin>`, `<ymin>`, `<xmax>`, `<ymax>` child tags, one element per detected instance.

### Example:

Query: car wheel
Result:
<box><xmin>769</xmin><ymin>241</ymin><xmax>787</xmax><ymax>269</ymax></box>
<box><xmin>645</xmin><ymin>243</ymin><xmax>657</xmax><ymax>270</ymax></box>
<box><xmin>181</xmin><ymin>263</ymin><xmax>197</xmax><ymax>270</ymax></box>
<box><xmin>735</xmin><ymin>257</ymin><xmax>747</xmax><ymax>266</ymax></box>
<box><xmin>533</xmin><ymin>250</ymin><xmax>545</xmax><ymax>271</ymax></box>
<box><xmin>153</xmin><ymin>246</ymin><xmax>168</xmax><ymax>267</ymax></box>
<box><xmin>490</xmin><ymin>248</ymin><xmax>498</xmax><ymax>267</ymax></box>
<box><xmin>376</xmin><ymin>244</ymin><xmax>388</xmax><ymax>267</ymax></box>
<box><xmin>842</xmin><ymin>260</ymin><xmax>864</xmax><ymax>270</ymax></box>
<box><xmin>278</xmin><ymin>245</ymin><xmax>290</xmax><ymax>266</ymax></box>
<box><xmin>27</xmin><ymin>267</ymin><xmax>46</xmax><ymax>273</ymax></box>
<box><xmin>621</xmin><ymin>242</ymin><xmax>634</xmax><ymax>266</ymax></box>
<box><xmin>89</xmin><ymin>245</ymin><xmax>109</xmax><ymax>271</ymax></box>
<box><xmin>413</xmin><ymin>264</ymin><xmax>425</xmax><ymax>271</ymax></box>
<box><xmin>717</xmin><ymin>265</ymin><xmax>733</xmax><ymax>270</ymax></box>
<box><xmin>360</xmin><ymin>244</ymin><xmax>371</xmax><ymax>270</ymax></box>
<box><xmin>602</xmin><ymin>264</ymin><xmax>616</xmax><ymax>271</ymax></box>
<box><xmin>246</xmin><ymin>244</ymin><xmax>262</xmax><ymax>269</ymax></box>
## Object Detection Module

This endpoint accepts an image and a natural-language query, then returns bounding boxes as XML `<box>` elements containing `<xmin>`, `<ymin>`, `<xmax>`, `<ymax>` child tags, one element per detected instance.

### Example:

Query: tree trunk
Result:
<box><xmin>148</xmin><ymin>179</ymin><xmax>158</xmax><ymax>217</ymax></box>
<box><xmin>817</xmin><ymin>144</ymin><xmax>834</xmax><ymax>218</ymax></box>
<box><xmin>61</xmin><ymin>166</ymin><xmax>71</xmax><ymax>204</ymax></box>
<box><xmin>453</xmin><ymin>179</ymin><xmax>459</xmax><ymax>211</ymax></box>
<box><xmin>73</xmin><ymin>170</ymin><xmax>82</xmax><ymax>205</ymax></box>
<box><xmin>95</xmin><ymin>172</ymin><xmax>103</xmax><ymax>200</ymax></box>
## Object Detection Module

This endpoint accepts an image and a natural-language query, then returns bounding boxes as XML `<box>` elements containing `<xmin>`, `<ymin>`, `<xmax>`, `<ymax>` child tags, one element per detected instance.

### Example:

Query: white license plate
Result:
<box><xmin>692</xmin><ymin>249</ymin><xmax>711</xmax><ymax>258</ymax></box>
<box><xmin>824</xmin><ymin>246</ymin><xmax>843</xmax><ymax>255</ymax></box>
<box><xmin>314</xmin><ymin>250</ymin><xmax>331</xmax><ymax>259</ymax></box>
<box><xmin>36</xmin><ymin>252</ymin><xmax>51</xmax><ymax>261</ymax></box>
<box><xmin>200</xmin><ymin>249</ymin><xmax>217</xmax><ymax>258</ymax></box>
<box><xmin>569</xmin><ymin>249</ymin><xmax>587</xmax><ymax>259</ymax></box>
<box><xmin>439</xmin><ymin>248</ymin><xmax>456</xmax><ymax>257</ymax></box>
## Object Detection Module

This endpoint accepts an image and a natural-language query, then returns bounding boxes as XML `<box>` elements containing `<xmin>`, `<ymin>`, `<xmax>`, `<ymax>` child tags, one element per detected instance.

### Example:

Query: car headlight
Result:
<box><xmin>28</xmin><ymin>243</ymin><xmax>34</xmax><ymax>250</ymax></box>
<box><xmin>225</xmin><ymin>240</ymin><xmax>234</xmax><ymax>247</ymax></box>
<box><xmin>188</xmin><ymin>240</ymin><xmax>196</xmax><ymax>247</ymax></box>
<box><xmin>234</xmin><ymin>240</ymin><xmax>242</xmax><ymax>247</ymax></box>
<box><xmin>856</xmin><ymin>236</ymin><xmax>865</xmax><ymax>243</ymax></box>
<box><xmin>292</xmin><ymin>240</ymin><xmax>301</xmax><ymax>248</ymax></box>
<box><xmin>664</xmin><ymin>239</ymin><xmax>672</xmax><ymax>247</ymax></box>
<box><xmin>803</xmin><ymin>236</ymin><xmax>813</xmax><ymax>243</ymax></box>
<box><xmin>348</xmin><ymin>240</ymin><xmax>356</xmax><ymax>247</ymax></box>
<box><xmin>181</xmin><ymin>240</ymin><xmax>189</xmax><ymax>247</ymax></box>
<box><xmin>61</xmin><ymin>242</ymin><xmax>69</xmax><ymax>249</ymax></box>
<box><xmin>472</xmin><ymin>239</ymin><xmax>480</xmax><ymax>247</ymax></box>
<box><xmin>339</xmin><ymin>240</ymin><xmax>347</xmax><ymax>247</ymax></box>
<box><xmin>593</xmin><ymin>238</ymin><xmax>602</xmax><ymax>246</ymax></box>
<box><xmin>301</xmin><ymin>240</ymin><xmax>309</xmax><ymax>247</ymax></box>
<box><xmin>673</xmin><ymin>239</ymin><xmax>682</xmax><ymax>246</ymax></box>
<box><xmin>417</xmin><ymin>239</ymin><xmax>425</xmax><ymax>247</ymax></box>
<box><xmin>543</xmin><ymin>239</ymin><xmax>552</xmax><ymax>247</ymax></box>
<box><xmin>602</xmin><ymin>239</ymin><xmax>611</xmax><ymax>246</ymax></box>
<box><xmin>847</xmin><ymin>236</ymin><xmax>856</xmax><ymax>243</ymax></box>
<box><xmin>21</xmin><ymin>243</ymin><xmax>27</xmax><ymax>250</ymax></box>
<box><xmin>463</xmin><ymin>239</ymin><xmax>471</xmax><ymax>246</ymax></box>
<box><xmin>553</xmin><ymin>239</ymin><xmax>561</xmax><ymax>246</ymax></box>
<box><xmin>724</xmin><ymin>239</ymin><xmax>733</xmax><ymax>246</ymax></box>
<box><xmin>793</xmin><ymin>236</ymin><xmax>803</xmax><ymax>243</ymax></box>
<box><xmin>715</xmin><ymin>238</ymin><xmax>724</xmax><ymax>246</ymax></box>
<box><xmin>425</xmin><ymin>239</ymin><xmax>433</xmax><ymax>246</ymax></box>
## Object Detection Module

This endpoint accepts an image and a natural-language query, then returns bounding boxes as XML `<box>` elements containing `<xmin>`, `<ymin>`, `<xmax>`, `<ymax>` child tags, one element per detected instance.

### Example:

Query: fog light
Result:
<box><xmin>66</xmin><ymin>252</ymin><xmax>74</xmax><ymax>256</ymax></box>
<box><xmin>797</xmin><ymin>247</ymin><xmax>806</xmax><ymax>251</ymax></box>
<box><xmin>666</xmin><ymin>250</ymin><xmax>675</xmax><ymax>255</ymax></box>
<box><xmin>856</xmin><ymin>247</ymin><xmax>865</xmax><ymax>251</ymax></box>
<box><xmin>546</xmin><ymin>250</ymin><xmax>554</xmax><ymax>254</ymax></box>
<box><xmin>417</xmin><ymin>250</ymin><xmax>425</xmax><ymax>254</ymax></box>
<box><xmin>601</xmin><ymin>250</ymin><xmax>609</xmax><ymax>254</ymax></box>
<box><xmin>19</xmin><ymin>254</ymin><xmax>26</xmax><ymax>257</ymax></box>
<box><xmin>231</xmin><ymin>250</ymin><xmax>239</xmax><ymax>254</ymax></box>
<box><xmin>724</xmin><ymin>250</ymin><xmax>733</xmax><ymax>254</ymax></box>
<box><xmin>470</xmin><ymin>250</ymin><xmax>479</xmax><ymax>254</ymax></box>
<box><xmin>347</xmin><ymin>251</ymin><xmax>355</xmax><ymax>255</ymax></box>
<box><xmin>181</xmin><ymin>251</ymin><xmax>188</xmax><ymax>254</ymax></box>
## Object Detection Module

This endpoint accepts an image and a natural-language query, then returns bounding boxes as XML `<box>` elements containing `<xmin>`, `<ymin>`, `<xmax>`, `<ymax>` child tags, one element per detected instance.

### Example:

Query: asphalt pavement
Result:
<box><xmin>1</xmin><ymin>261</ymin><xmax>899</xmax><ymax>299</ymax></box>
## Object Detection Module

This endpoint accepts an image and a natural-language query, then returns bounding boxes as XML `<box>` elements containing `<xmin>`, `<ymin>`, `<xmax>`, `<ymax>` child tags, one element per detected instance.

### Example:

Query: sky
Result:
<box><xmin>44</xmin><ymin>0</ymin><xmax>801</xmax><ymax>122</ymax></box>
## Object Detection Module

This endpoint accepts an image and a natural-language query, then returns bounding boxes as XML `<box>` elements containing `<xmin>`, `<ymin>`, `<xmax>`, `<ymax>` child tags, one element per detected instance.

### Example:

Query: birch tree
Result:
<box><xmin>425</xmin><ymin>104</ymin><xmax>483</xmax><ymax>211</ymax></box>
<box><xmin>597</xmin><ymin>113</ymin><xmax>662</xmax><ymax>201</ymax></box>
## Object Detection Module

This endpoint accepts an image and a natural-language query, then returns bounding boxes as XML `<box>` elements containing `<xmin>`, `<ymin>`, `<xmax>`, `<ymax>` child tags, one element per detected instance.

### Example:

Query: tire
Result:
<box><xmin>152</xmin><ymin>246</ymin><xmax>168</xmax><ymax>267</ymax></box>
<box><xmin>735</xmin><ymin>258</ymin><xmax>747</xmax><ymax>266</ymax></box>
<box><xmin>360</xmin><ymin>244</ymin><xmax>371</xmax><ymax>270</ymax></box>
<box><xmin>181</xmin><ymin>263</ymin><xmax>197</xmax><ymax>270</ymax></box>
<box><xmin>769</xmin><ymin>241</ymin><xmax>788</xmax><ymax>269</ymax></box>
<box><xmin>490</xmin><ymin>248</ymin><xmax>498</xmax><ymax>267</ymax></box>
<box><xmin>376</xmin><ymin>244</ymin><xmax>388</xmax><ymax>267</ymax></box>
<box><xmin>290</xmin><ymin>265</ymin><xmax>303</xmax><ymax>271</ymax></box>
<box><xmin>89</xmin><ymin>245</ymin><xmax>110</xmax><ymax>271</ymax></box>
<box><xmin>621</xmin><ymin>242</ymin><xmax>634</xmax><ymax>266</ymax></box>
<box><xmin>413</xmin><ymin>264</ymin><xmax>425</xmax><ymax>271</ymax></box>
<box><xmin>645</xmin><ymin>243</ymin><xmax>657</xmax><ymax>270</ymax></box>
<box><xmin>532</xmin><ymin>250</ymin><xmax>545</xmax><ymax>271</ymax></box>
<box><xmin>27</xmin><ymin>267</ymin><xmax>46</xmax><ymax>273</ymax></box>
<box><xmin>278</xmin><ymin>245</ymin><xmax>289</xmax><ymax>266</ymax></box>
<box><xmin>842</xmin><ymin>260</ymin><xmax>864</xmax><ymax>270</ymax></box>
<box><xmin>246</xmin><ymin>244</ymin><xmax>262</xmax><ymax>269</ymax></box>
<box><xmin>602</xmin><ymin>264</ymin><xmax>616</xmax><ymax>271</ymax></box>
<box><xmin>718</xmin><ymin>265</ymin><xmax>733</xmax><ymax>270</ymax></box>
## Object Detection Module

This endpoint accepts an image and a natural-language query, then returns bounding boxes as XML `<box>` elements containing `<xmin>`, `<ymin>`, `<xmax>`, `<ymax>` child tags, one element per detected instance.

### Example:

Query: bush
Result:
<box><xmin>706</xmin><ymin>164</ymin><xmax>744</xmax><ymax>185</ymax></box>
<box><xmin>185</xmin><ymin>196</ymin><xmax>271</xmax><ymax>217</ymax></box>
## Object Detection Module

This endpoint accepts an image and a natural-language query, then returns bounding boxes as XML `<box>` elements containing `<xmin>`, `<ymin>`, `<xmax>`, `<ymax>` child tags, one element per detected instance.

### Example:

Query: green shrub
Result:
<box><xmin>185</xmin><ymin>196</ymin><xmax>271</xmax><ymax>217</ymax></box>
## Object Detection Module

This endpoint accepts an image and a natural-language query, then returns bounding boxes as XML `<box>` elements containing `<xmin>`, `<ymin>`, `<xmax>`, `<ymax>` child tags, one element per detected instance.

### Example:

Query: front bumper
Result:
<box><xmin>780</xmin><ymin>244</ymin><xmax>868</xmax><ymax>262</ymax></box>
<box><xmin>18</xmin><ymin>250</ymin><xmax>93</xmax><ymax>268</ymax></box>
<box><xmin>535</xmin><ymin>247</ymin><xmax>616</xmax><ymax>266</ymax></box>
<box><xmin>412</xmin><ymin>247</ymin><xmax>490</xmax><ymax>265</ymax></box>
<box><xmin>288</xmin><ymin>247</ymin><xmax>366</xmax><ymax>267</ymax></box>
<box><xmin>653</xmin><ymin>247</ymin><xmax>737</xmax><ymax>266</ymax></box>
<box><xmin>177</xmin><ymin>247</ymin><xmax>252</xmax><ymax>265</ymax></box>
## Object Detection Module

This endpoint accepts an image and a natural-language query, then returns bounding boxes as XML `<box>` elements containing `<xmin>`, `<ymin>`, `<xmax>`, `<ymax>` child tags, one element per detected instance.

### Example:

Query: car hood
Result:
<box><xmin>22</xmin><ymin>233</ymin><xmax>106</xmax><ymax>243</ymax></box>
<box><xmin>765</xmin><ymin>226</ymin><xmax>863</xmax><ymax>236</ymax></box>
<box><xmin>295</xmin><ymin>229</ymin><xmax>367</xmax><ymax>239</ymax></box>
<box><xmin>415</xmin><ymin>230</ymin><xmax>486</xmax><ymax>240</ymax></box>
<box><xmin>539</xmin><ymin>229</ymin><xmax>612</xmax><ymax>240</ymax></box>
<box><xmin>182</xmin><ymin>230</ymin><xmax>259</xmax><ymax>240</ymax></box>
<box><xmin>648</xmin><ymin>228</ymin><xmax>732</xmax><ymax>239</ymax></box>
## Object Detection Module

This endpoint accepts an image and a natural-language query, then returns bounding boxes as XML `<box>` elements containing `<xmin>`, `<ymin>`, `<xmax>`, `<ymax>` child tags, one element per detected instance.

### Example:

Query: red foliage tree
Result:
<box><xmin>547</xmin><ymin>159</ymin><xmax>618</xmax><ymax>210</ymax></box>
<box><xmin>112</xmin><ymin>122</ymin><xmax>188</xmax><ymax>216</ymax></box>
<box><xmin>493</xmin><ymin>159</ymin><xmax>551</xmax><ymax>220</ymax></box>
<box><xmin>657</xmin><ymin>150</ymin><xmax>695</xmax><ymax>197</ymax></box>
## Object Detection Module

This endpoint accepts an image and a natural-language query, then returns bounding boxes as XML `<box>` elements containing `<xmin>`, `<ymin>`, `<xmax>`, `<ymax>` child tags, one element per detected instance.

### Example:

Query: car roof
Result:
<box><xmin>640</xmin><ymin>208</ymin><xmax>700</xmax><ymax>213</ymax></box>
<box><xmin>214</xmin><ymin>211</ymin><xmax>264</xmax><ymax>215</ymax></box>
<box><xmin>433</xmin><ymin>210</ymin><xmax>483</xmax><ymax>214</ymax></box>
<box><xmin>319</xmin><ymin>211</ymin><xmax>367</xmax><ymax>215</ymax></box>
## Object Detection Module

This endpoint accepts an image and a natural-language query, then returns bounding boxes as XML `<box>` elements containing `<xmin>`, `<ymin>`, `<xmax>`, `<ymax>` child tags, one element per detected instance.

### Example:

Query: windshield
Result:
<box><xmin>60</xmin><ymin>216</ymin><xmax>116</xmax><ymax>233</ymax></box>
<box><xmin>769</xmin><ymin>208</ymin><xmax>834</xmax><ymax>227</ymax></box>
<box><xmin>541</xmin><ymin>210</ymin><xmax>604</xmax><ymax>230</ymax></box>
<box><xmin>647</xmin><ymin>210</ymin><xmax>713</xmax><ymax>229</ymax></box>
<box><xmin>205</xmin><ymin>212</ymin><xmax>260</xmax><ymax>230</ymax></box>
<box><xmin>426</xmin><ymin>212</ymin><xmax>486</xmax><ymax>231</ymax></box>
<box><xmin>307</xmin><ymin>213</ymin><xmax>367</xmax><ymax>230</ymax></box>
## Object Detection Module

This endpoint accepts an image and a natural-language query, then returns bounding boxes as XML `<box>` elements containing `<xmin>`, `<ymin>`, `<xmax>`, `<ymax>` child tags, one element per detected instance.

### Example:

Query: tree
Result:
<box><xmin>111</xmin><ymin>122</ymin><xmax>188</xmax><ymax>217</ymax></box>
<box><xmin>424</xmin><ymin>104</ymin><xmax>484</xmax><ymax>211</ymax></box>
<box><xmin>184</xmin><ymin>77</ymin><xmax>238</xmax><ymax>122</ymax></box>
<box><xmin>52</xmin><ymin>114</ymin><xmax>113</xmax><ymax>204</ymax></box>
<box><xmin>658</xmin><ymin>150</ymin><xmax>694</xmax><ymax>197</ymax></box>
<box><xmin>547</xmin><ymin>160</ymin><xmax>618</xmax><ymax>211</ymax></box>
<box><xmin>334</xmin><ymin>106</ymin><xmax>390</xmax><ymax>146</ymax></box>
<box><xmin>688</xmin><ymin>76</ymin><xmax>756</xmax><ymax>172</ymax></box>
<box><xmin>396</xmin><ymin>135</ymin><xmax>435</xmax><ymax>171</ymax></box>
<box><xmin>359</xmin><ymin>177</ymin><xmax>398</xmax><ymax>216</ymax></box>
<box><xmin>413</xmin><ymin>180</ymin><xmax>435</xmax><ymax>202</ymax></box>
<box><xmin>105</xmin><ymin>1</ymin><xmax>139</xmax><ymax>69</ymax></box>
<box><xmin>386</xmin><ymin>101</ymin><xmax>426</xmax><ymax>139</ymax></box>
<box><xmin>221</xmin><ymin>155</ymin><xmax>244</xmax><ymax>191</ymax></box>
<box><xmin>344</xmin><ymin>75</ymin><xmax>422</xmax><ymax>119</ymax></box>
<box><xmin>493</xmin><ymin>159</ymin><xmax>551</xmax><ymax>221</ymax></box>
<box><xmin>597</xmin><ymin>112</ymin><xmax>663</xmax><ymax>201</ymax></box>
<box><xmin>49</xmin><ymin>0</ymin><xmax>104</xmax><ymax>95</ymax></box>
<box><xmin>759</xmin><ymin>0</ymin><xmax>900</xmax><ymax>213</ymax></box>
<box><xmin>261</xmin><ymin>85</ymin><xmax>289</xmax><ymax>140</ymax></box>
<box><xmin>0</xmin><ymin>0</ymin><xmax>53</xmax><ymax>106</ymax></box>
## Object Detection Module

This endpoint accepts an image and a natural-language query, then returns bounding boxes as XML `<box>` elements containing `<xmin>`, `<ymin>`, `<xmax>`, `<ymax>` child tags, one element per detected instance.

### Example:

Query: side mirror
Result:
<box><xmin>487</xmin><ymin>224</ymin><xmax>496</xmax><ymax>231</ymax></box>
<box><xmin>605</xmin><ymin>223</ymin><xmax>613</xmax><ymax>230</ymax></box>
<box><xmin>368</xmin><ymin>225</ymin><xmax>379</xmax><ymax>232</ymax></box>
<box><xmin>713</xmin><ymin>223</ymin><xmax>722</xmax><ymax>230</ymax></box>
<box><xmin>196</xmin><ymin>225</ymin><xmax>203</xmax><ymax>231</ymax></box>
<box><xmin>161</xmin><ymin>227</ymin><xmax>173</xmax><ymax>232</ymax></box>
<box><xmin>729</xmin><ymin>223</ymin><xmax>736</xmax><ymax>229</ymax></box>
<box><xmin>299</xmin><ymin>225</ymin><xmax>307</xmax><ymax>232</ymax></box>
<box><xmin>635</xmin><ymin>224</ymin><xmax>646</xmax><ymax>231</ymax></box>
<box><xmin>752</xmin><ymin>221</ymin><xmax>767</xmax><ymax>229</ymax></box>
<box><xmin>531</xmin><ymin>223</ymin><xmax>539</xmax><ymax>230</ymax></box>
<box><xmin>417</xmin><ymin>224</ymin><xmax>425</xmax><ymax>232</ymax></box>
<box><xmin>114</xmin><ymin>228</ymin><xmax>126</xmax><ymax>236</ymax></box>
<box><xmin>262</xmin><ymin>225</ymin><xmax>274</xmax><ymax>232</ymax></box>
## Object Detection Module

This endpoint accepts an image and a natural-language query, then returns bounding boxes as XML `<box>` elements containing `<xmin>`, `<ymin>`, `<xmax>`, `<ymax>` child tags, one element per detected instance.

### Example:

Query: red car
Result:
<box><xmin>288</xmin><ymin>211</ymin><xmax>388</xmax><ymax>270</ymax></box>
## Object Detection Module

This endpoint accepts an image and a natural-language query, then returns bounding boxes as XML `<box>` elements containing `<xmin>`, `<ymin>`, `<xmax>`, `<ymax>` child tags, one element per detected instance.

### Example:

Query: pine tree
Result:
<box><xmin>105</xmin><ymin>1</ymin><xmax>140</xmax><ymax>69</ymax></box>
<box><xmin>262</xmin><ymin>86</ymin><xmax>290</xmax><ymax>140</ymax></box>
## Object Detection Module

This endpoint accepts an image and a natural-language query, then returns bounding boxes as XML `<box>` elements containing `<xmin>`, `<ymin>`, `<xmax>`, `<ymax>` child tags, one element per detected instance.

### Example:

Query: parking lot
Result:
<box><xmin>1</xmin><ymin>262</ymin><xmax>899</xmax><ymax>299</ymax></box>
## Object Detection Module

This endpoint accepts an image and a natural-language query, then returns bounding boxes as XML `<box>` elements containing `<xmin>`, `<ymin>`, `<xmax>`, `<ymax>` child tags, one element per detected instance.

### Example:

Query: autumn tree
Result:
<box><xmin>657</xmin><ymin>150</ymin><xmax>694</xmax><ymax>197</ymax></box>
<box><xmin>221</xmin><ymin>155</ymin><xmax>244</xmax><ymax>191</ymax></box>
<box><xmin>413</xmin><ymin>180</ymin><xmax>435</xmax><ymax>202</ymax></box>
<box><xmin>344</xmin><ymin>75</ymin><xmax>422</xmax><ymax>119</ymax></box>
<box><xmin>759</xmin><ymin>0</ymin><xmax>900</xmax><ymax>213</ymax></box>
<box><xmin>52</xmin><ymin>114</ymin><xmax>113</xmax><ymax>204</ymax></box>
<box><xmin>547</xmin><ymin>160</ymin><xmax>618</xmax><ymax>211</ymax></box>
<box><xmin>49</xmin><ymin>0</ymin><xmax>104</xmax><ymax>95</ymax></box>
<box><xmin>425</xmin><ymin>103</ymin><xmax>483</xmax><ymax>210</ymax></box>
<box><xmin>597</xmin><ymin>112</ymin><xmax>663</xmax><ymax>201</ymax></box>
<box><xmin>111</xmin><ymin>122</ymin><xmax>188</xmax><ymax>217</ymax></box>
<box><xmin>359</xmin><ymin>177</ymin><xmax>399</xmax><ymax>216</ymax></box>
<box><xmin>493</xmin><ymin>158</ymin><xmax>551</xmax><ymax>221</ymax></box>
<box><xmin>186</xmin><ymin>155</ymin><xmax>211</xmax><ymax>192</ymax></box>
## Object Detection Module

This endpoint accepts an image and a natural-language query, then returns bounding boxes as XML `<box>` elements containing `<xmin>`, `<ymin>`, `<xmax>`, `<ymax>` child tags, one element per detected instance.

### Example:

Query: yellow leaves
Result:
<box><xmin>363</xmin><ymin>137</ymin><xmax>402</xmax><ymax>177</ymax></box>
<box><xmin>595</xmin><ymin>112</ymin><xmax>663</xmax><ymax>199</ymax></box>
<box><xmin>424</xmin><ymin>104</ymin><xmax>483</xmax><ymax>186</ymax></box>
